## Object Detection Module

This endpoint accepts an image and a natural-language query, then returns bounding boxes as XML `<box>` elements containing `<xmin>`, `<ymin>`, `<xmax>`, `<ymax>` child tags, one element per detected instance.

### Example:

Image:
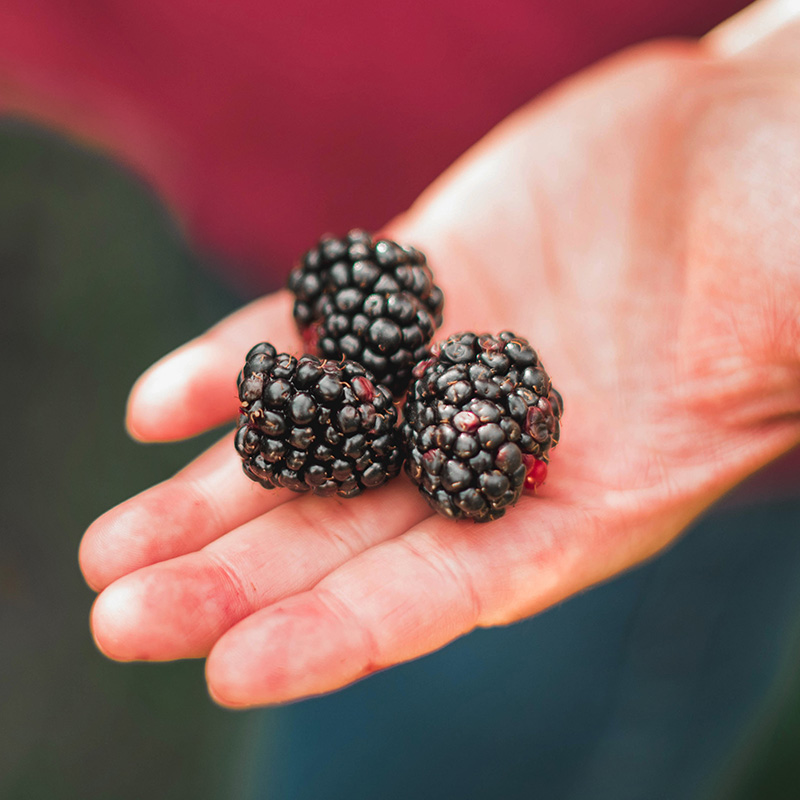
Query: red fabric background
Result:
<box><xmin>0</xmin><ymin>0</ymin><xmax>748</xmax><ymax>289</ymax></box>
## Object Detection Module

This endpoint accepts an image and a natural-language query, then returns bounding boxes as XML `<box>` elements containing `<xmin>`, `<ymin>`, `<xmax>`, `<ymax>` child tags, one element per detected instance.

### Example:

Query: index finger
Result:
<box><xmin>127</xmin><ymin>290</ymin><xmax>300</xmax><ymax>442</ymax></box>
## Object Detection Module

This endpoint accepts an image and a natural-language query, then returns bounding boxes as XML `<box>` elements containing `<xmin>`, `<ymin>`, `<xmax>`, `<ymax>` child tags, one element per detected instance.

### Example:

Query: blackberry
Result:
<box><xmin>235</xmin><ymin>343</ymin><xmax>403</xmax><ymax>497</ymax></box>
<box><xmin>288</xmin><ymin>229</ymin><xmax>444</xmax><ymax>397</ymax></box>
<box><xmin>402</xmin><ymin>332</ymin><xmax>563</xmax><ymax>522</ymax></box>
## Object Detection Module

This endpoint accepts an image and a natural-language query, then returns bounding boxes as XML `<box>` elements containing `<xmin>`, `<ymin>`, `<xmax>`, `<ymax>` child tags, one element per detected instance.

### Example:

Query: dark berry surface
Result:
<box><xmin>288</xmin><ymin>229</ymin><xmax>444</xmax><ymax>397</ymax></box>
<box><xmin>235</xmin><ymin>343</ymin><xmax>403</xmax><ymax>497</ymax></box>
<box><xmin>402</xmin><ymin>332</ymin><xmax>563</xmax><ymax>522</ymax></box>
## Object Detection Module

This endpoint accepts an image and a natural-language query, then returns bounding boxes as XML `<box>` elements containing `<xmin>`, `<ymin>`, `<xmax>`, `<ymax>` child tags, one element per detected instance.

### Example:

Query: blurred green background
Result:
<box><xmin>0</xmin><ymin>119</ymin><xmax>266</xmax><ymax>800</ymax></box>
<box><xmin>1</xmin><ymin>118</ymin><xmax>800</xmax><ymax>800</ymax></box>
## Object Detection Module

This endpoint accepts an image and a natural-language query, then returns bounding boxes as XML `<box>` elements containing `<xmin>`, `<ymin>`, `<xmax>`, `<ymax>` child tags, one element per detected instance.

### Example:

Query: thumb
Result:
<box><xmin>705</xmin><ymin>0</ymin><xmax>800</xmax><ymax>60</ymax></box>
<box><xmin>703</xmin><ymin>1</ymin><xmax>800</xmax><ymax>414</ymax></box>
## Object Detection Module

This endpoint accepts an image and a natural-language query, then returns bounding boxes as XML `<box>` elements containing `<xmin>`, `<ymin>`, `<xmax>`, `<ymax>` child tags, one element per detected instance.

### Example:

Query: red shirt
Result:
<box><xmin>0</xmin><ymin>0</ymin><xmax>747</xmax><ymax>290</ymax></box>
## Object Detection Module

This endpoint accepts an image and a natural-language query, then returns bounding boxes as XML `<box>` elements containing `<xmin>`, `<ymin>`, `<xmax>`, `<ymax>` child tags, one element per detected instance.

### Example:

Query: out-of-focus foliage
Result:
<box><xmin>0</xmin><ymin>120</ymin><xmax>258</xmax><ymax>800</ymax></box>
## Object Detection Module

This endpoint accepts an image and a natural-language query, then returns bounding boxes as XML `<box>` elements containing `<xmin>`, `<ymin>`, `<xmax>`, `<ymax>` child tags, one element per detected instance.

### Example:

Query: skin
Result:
<box><xmin>79</xmin><ymin>0</ymin><xmax>800</xmax><ymax>707</ymax></box>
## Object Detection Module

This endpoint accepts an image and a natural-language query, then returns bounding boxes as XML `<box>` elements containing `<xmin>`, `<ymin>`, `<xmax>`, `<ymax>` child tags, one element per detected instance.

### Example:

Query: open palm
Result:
<box><xmin>80</xmin><ymin>22</ymin><xmax>800</xmax><ymax>706</ymax></box>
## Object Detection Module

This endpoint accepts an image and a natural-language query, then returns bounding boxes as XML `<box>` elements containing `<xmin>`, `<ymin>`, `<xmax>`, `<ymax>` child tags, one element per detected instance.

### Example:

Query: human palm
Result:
<box><xmin>80</xmin><ymin>28</ymin><xmax>800</xmax><ymax>706</ymax></box>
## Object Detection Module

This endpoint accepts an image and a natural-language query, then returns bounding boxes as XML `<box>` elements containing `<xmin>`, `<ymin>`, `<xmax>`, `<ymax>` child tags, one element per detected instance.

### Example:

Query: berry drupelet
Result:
<box><xmin>402</xmin><ymin>332</ymin><xmax>563</xmax><ymax>522</ymax></box>
<box><xmin>235</xmin><ymin>343</ymin><xmax>403</xmax><ymax>497</ymax></box>
<box><xmin>288</xmin><ymin>229</ymin><xmax>444</xmax><ymax>397</ymax></box>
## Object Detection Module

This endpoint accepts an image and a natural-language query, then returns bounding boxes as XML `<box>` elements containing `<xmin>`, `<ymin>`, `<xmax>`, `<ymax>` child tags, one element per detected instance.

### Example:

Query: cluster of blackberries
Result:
<box><xmin>288</xmin><ymin>229</ymin><xmax>443</xmax><ymax>397</ymax></box>
<box><xmin>235</xmin><ymin>231</ymin><xmax>563</xmax><ymax>522</ymax></box>
<box><xmin>236</xmin><ymin>344</ymin><xmax>402</xmax><ymax>497</ymax></box>
<box><xmin>402</xmin><ymin>332</ymin><xmax>562</xmax><ymax>521</ymax></box>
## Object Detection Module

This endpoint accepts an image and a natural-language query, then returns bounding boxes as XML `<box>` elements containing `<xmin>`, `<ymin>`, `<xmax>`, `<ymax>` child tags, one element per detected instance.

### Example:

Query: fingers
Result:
<box><xmin>89</xmin><ymin>479</ymin><xmax>432</xmax><ymax>661</ymax></box>
<box><xmin>127</xmin><ymin>290</ymin><xmax>300</xmax><ymax>442</ymax></box>
<box><xmin>79</xmin><ymin>434</ymin><xmax>294</xmax><ymax>591</ymax></box>
<box><xmin>204</xmin><ymin>492</ymin><xmax>611</xmax><ymax>707</ymax></box>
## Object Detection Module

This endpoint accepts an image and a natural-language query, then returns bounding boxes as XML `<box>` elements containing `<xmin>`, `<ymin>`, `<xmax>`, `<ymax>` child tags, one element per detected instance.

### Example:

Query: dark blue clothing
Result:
<box><xmin>247</xmin><ymin>496</ymin><xmax>800</xmax><ymax>799</ymax></box>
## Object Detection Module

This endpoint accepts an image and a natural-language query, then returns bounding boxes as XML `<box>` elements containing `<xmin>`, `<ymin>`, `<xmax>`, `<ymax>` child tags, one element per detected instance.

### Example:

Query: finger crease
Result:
<box><xmin>398</xmin><ymin>536</ymin><xmax>482</xmax><ymax>632</ymax></box>
<box><xmin>292</xmin><ymin>501</ymin><xmax>366</xmax><ymax>562</ymax></box>
<box><xmin>316</xmin><ymin>588</ymin><xmax>381</xmax><ymax>674</ymax></box>
<box><xmin>204</xmin><ymin>550</ymin><xmax>255</xmax><ymax>617</ymax></box>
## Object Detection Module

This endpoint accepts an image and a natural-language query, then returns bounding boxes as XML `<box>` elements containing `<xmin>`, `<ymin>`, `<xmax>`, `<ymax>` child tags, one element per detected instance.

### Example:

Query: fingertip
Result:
<box><xmin>205</xmin><ymin>605</ymin><xmax>299</xmax><ymax>707</ymax></box>
<box><xmin>79</xmin><ymin>495</ymin><xmax>158</xmax><ymax>591</ymax></box>
<box><xmin>125</xmin><ymin>292</ymin><xmax>304</xmax><ymax>442</ymax></box>
<box><xmin>90</xmin><ymin>581</ymin><xmax>144</xmax><ymax>662</ymax></box>
<box><xmin>205</xmin><ymin>630</ymin><xmax>263</xmax><ymax>708</ymax></box>
<box><xmin>78</xmin><ymin>522</ymin><xmax>105</xmax><ymax>593</ymax></box>
<box><xmin>705</xmin><ymin>0</ymin><xmax>800</xmax><ymax>58</ymax></box>
<box><xmin>205</xmin><ymin>651</ymin><xmax>256</xmax><ymax>709</ymax></box>
<box><xmin>126</xmin><ymin>345</ymin><xmax>215</xmax><ymax>442</ymax></box>
<box><xmin>124</xmin><ymin>393</ymin><xmax>149</xmax><ymax>442</ymax></box>
<box><xmin>91</xmin><ymin>568</ymin><xmax>213</xmax><ymax>662</ymax></box>
<box><xmin>79</xmin><ymin>503</ymin><xmax>137</xmax><ymax>592</ymax></box>
<box><xmin>206</xmin><ymin>594</ymin><xmax>368</xmax><ymax>707</ymax></box>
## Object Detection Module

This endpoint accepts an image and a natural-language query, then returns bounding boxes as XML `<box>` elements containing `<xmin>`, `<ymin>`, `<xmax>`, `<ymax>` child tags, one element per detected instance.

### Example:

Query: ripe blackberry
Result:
<box><xmin>288</xmin><ymin>229</ymin><xmax>444</xmax><ymax>397</ymax></box>
<box><xmin>402</xmin><ymin>332</ymin><xmax>563</xmax><ymax>522</ymax></box>
<box><xmin>235</xmin><ymin>343</ymin><xmax>403</xmax><ymax>497</ymax></box>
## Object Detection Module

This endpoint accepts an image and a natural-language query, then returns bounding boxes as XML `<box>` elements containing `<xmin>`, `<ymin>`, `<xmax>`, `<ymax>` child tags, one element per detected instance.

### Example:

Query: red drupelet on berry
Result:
<box><xmin>235</xmin><ymin>343</ymin><xmax>403</xmax><ymax>497</ymax></box>
<box><xmin>401</xmin><ymin>332</ymin><xmax>563</xmax><ymax>522</ymax></box>
<box><xmin>288</xmin><ymin>229</ymin><xmax>444</xmax><ymax>397</ymax></box>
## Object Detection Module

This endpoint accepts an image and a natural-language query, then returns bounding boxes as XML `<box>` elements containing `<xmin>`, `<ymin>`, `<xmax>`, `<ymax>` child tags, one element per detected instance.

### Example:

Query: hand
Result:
<box><xmin>80</xmin><ymin>3</ymin><xmax>800</xmax><ymax>706</ymax></box>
